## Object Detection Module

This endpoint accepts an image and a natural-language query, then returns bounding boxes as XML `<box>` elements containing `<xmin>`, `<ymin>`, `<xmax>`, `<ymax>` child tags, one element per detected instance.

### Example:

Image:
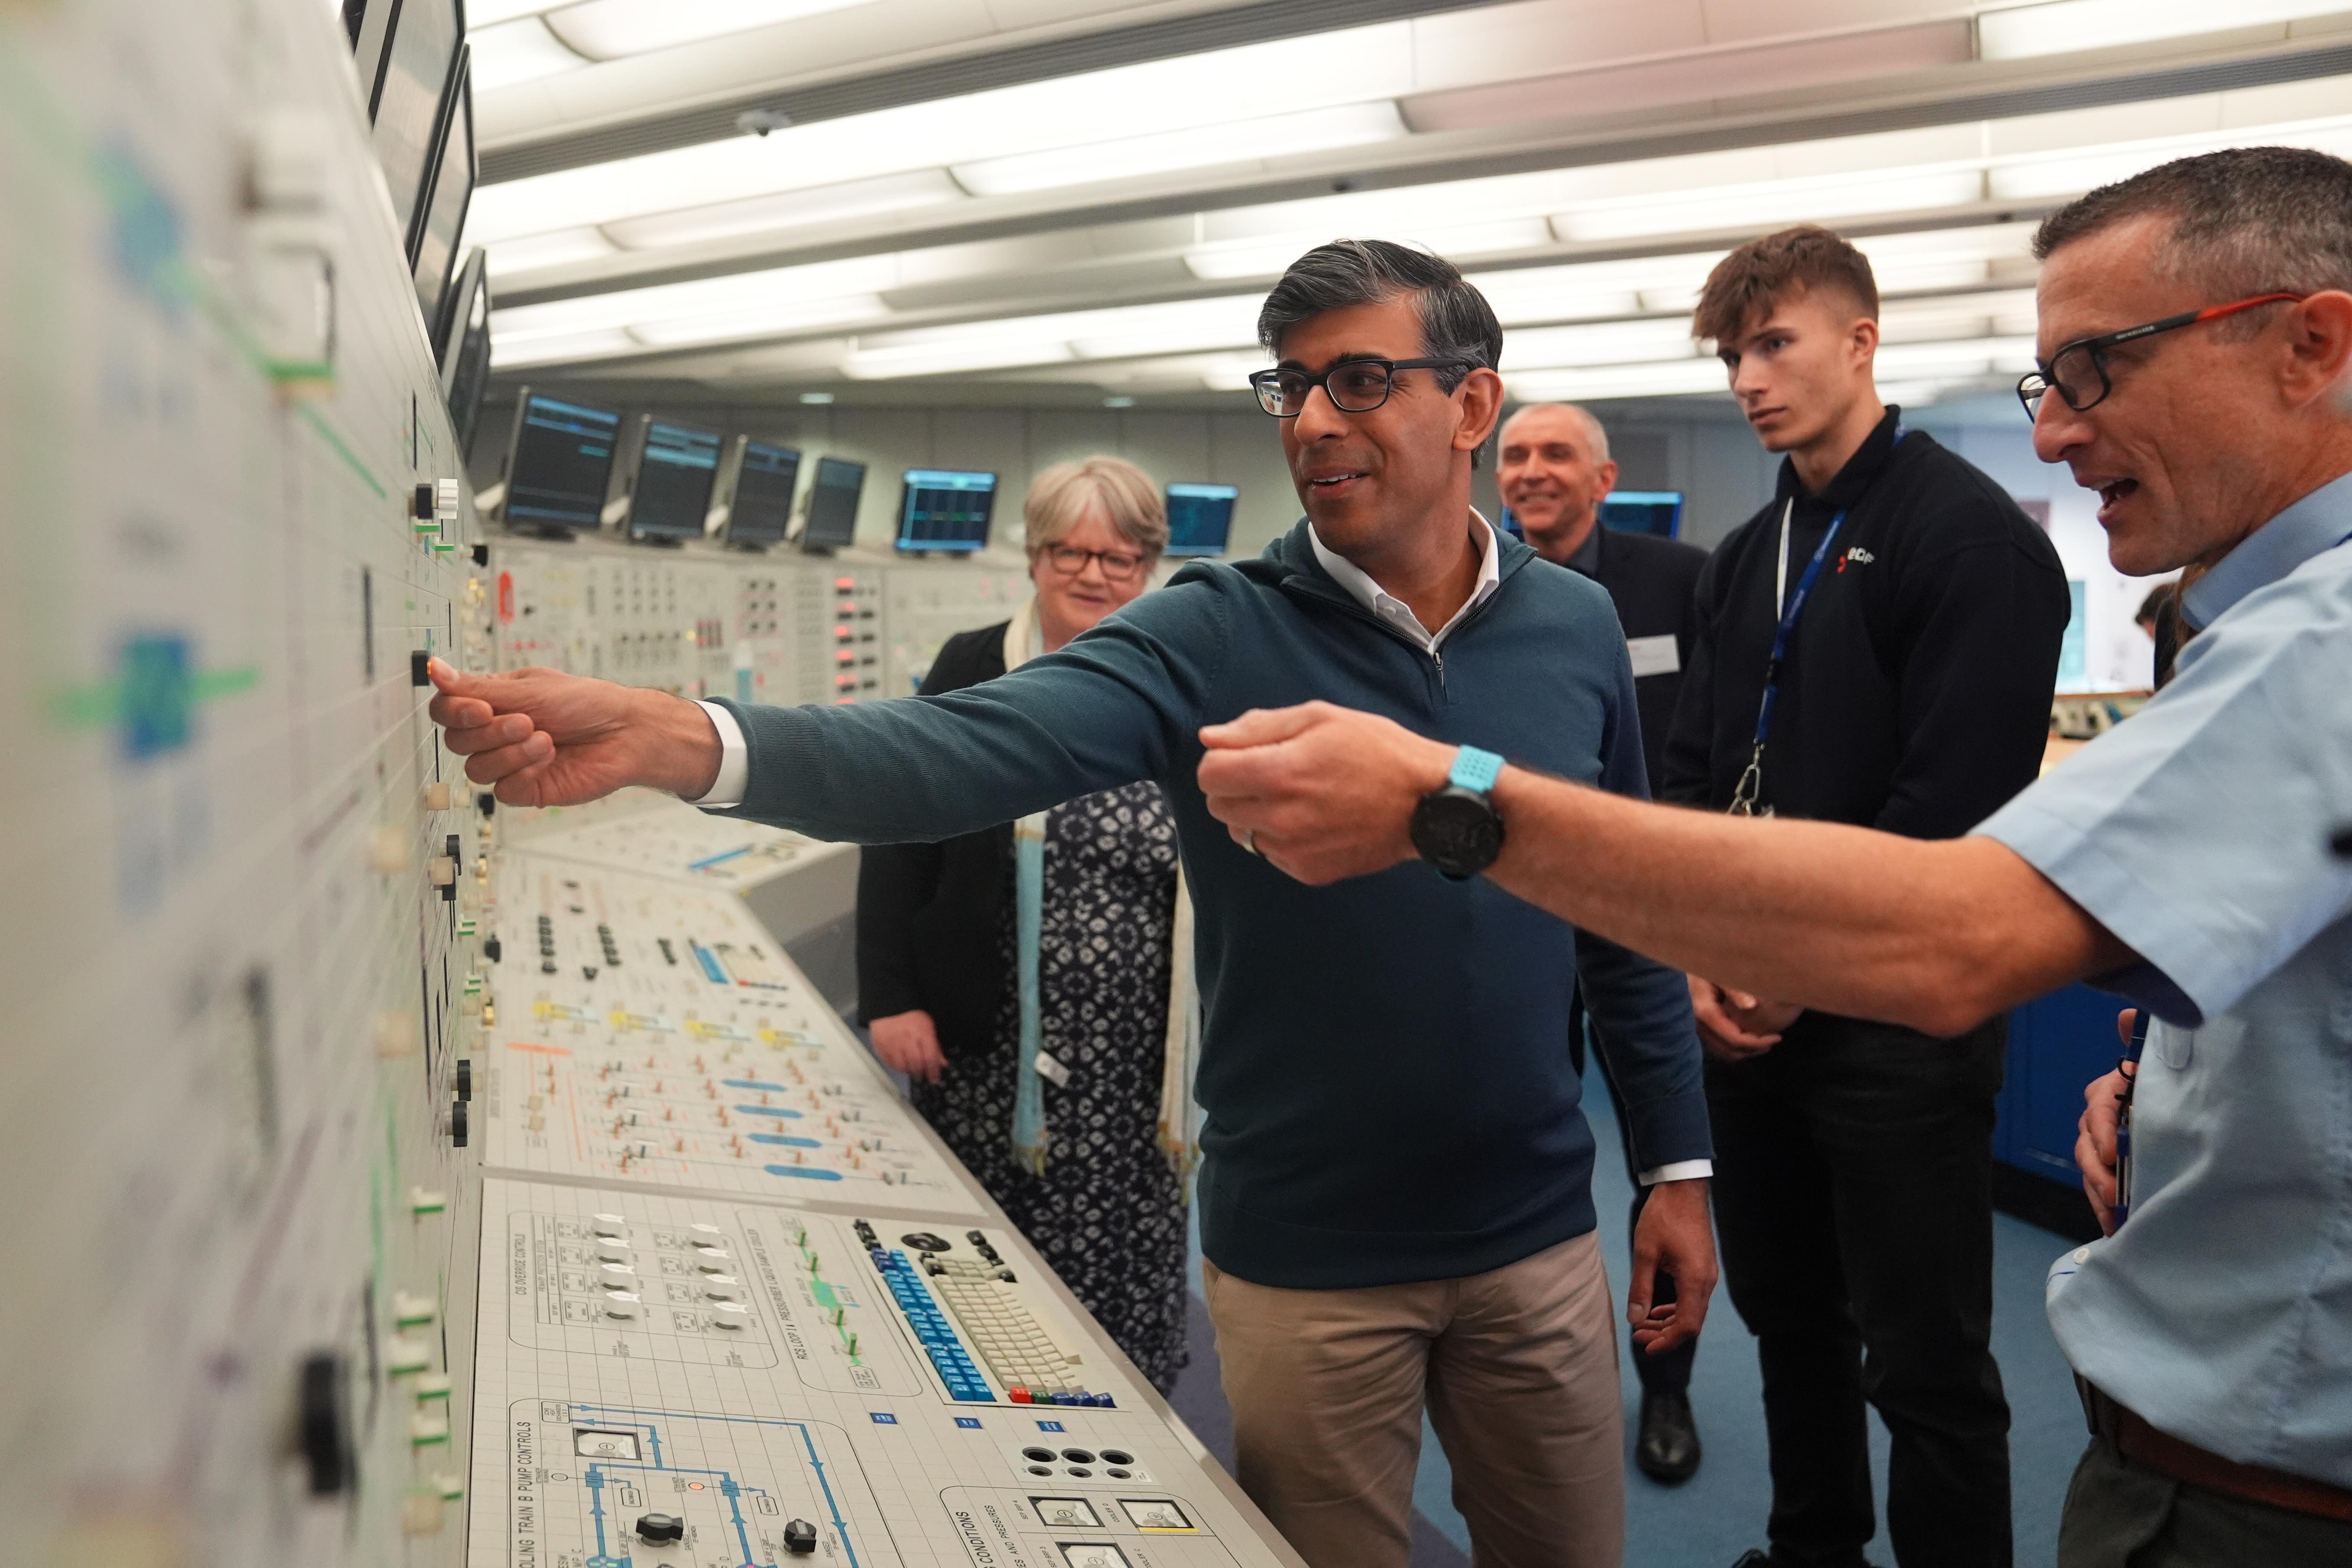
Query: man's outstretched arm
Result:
<box><xmin>1195</xmin><ymin>702</ymin><xmax>2133</xmax><ymax>1038</ymax></box>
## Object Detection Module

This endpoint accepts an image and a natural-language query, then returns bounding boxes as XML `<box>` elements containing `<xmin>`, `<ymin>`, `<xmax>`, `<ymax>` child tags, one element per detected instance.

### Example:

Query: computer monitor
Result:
<box><xmin>1164</xmin><ymin>483</ymin><xmax>1237</xmax><ymax>557</ymax></box>
<box><xmin>438</xmin><ymin>249</ymin><xmax>491</xmax><ymax>457</ymax></box>
<box><xmin>499</xmin><ymin>390</ymin><xmax>621</xmax><ymax>537</ymax></box>
<box><xmin>627</xmin><ymin>418</ymin><xmax>723</xmax><ymax>543</ymax></box>
<box><xmin>725</xmin><ymin>439</ymin><xmax>802</xmax><ymax>550</ymax></box>
<box><xmin>1598</xmin><ymin>490</ymin><xmax>1684</xmax><ymax>539</ymax></box>
<box><xmin>896</xmin><ymin>469</ymin><xmax>996</xmax><ymax>553</ymax></box>
<box><xmin>801</xmin><ymin>456</ymin><xmax>866</xmax><ymax>553</ymax></box>
<box><xmin>370</xmin><ymin>0</ymin><xmax>464</xmax><ymax>264</ymax></box>
<box><xmin>409</xmin><ymin>47</ymin><xmax>472</xmax><ymax>333</ymax></box>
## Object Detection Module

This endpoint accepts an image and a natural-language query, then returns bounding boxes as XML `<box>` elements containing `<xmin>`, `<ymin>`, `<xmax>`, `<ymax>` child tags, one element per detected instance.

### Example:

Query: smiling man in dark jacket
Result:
<box><xmin>426</xmin><ymin>240</ymin><xmax>1715</xmax><ymax>1568</ymax></box>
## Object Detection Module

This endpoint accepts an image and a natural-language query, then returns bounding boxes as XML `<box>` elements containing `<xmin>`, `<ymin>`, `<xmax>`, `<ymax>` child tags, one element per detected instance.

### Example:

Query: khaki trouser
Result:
<box><xmin>1203</xmin><ymin>1231</ymin><xmax>1625</xmax><ymax>1568</ymax></box>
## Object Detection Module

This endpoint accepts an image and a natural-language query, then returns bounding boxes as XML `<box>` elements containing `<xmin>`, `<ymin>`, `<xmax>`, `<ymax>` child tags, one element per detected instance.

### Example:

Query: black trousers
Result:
<box><xmin>1570</xmin><ymin>999</ymin><xmax>1696</xmax><ymax>1398</ymax></box>
<box><xmin>1706</xmin><ymin>1011</ymin><xmax>2012</xmax><ymax>1568</ymax></box>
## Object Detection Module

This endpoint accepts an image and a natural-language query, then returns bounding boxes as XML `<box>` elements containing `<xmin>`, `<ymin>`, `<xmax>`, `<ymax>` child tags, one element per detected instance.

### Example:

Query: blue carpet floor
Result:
<box><xmin>1165</xmin><ymin>1059</ymin><xmax>2089</xmax><ymax>1568</ymax></box>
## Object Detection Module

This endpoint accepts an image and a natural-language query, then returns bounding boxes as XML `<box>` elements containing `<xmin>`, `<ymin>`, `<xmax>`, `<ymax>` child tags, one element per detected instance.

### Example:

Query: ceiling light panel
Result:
<box><xmin>1504</xmin><ymin>318</ymin><xmax>1705</xmax><ymax>372</ymax></box>
<box><xmin>469</xmin><ymin>16</ymin><xmax>589</xmax><ymax>91</ymax></box>
<box><xmin>542</xmin><ymin>0</ymin><xmax>883</xmax><ymax>61</ymax></box>
<box><xmin>1554</xmin><ymin>167</ymin><xmax>1989</xmax><ymax>244</ymax></box>
<box><xmin>600</xmin><ymin>168</ymin><xmax>965</xmax><ymax>251</ymax></box>
<box><xmin>469</xmin><ymin>0</ymin><xmax>561</xmax><ymax>26</ymax></box>
<box><xmin>490</xmin><ymin>327</ymin><xmax>642</xmax><ymax>366</ymax></box>
<box><xmin>493</xmin><ymin>252</ymin><xmax>903</xmax><ymax>339</ymax></box>
<box><xmin>1976</xmin><ymin>0</ymin><xmax>2352</xmax><ymax>61</ymax></box>
<box><xmin>484</xmin><ymin>226</ymin><xmax>618</xmax><ymax>276</ymax></box>
<box><xmin>468</xmin><ymin>22</ymin><xmax>1413</xmax><ymax>244</ymax></box>
<box><xmin>1186</xmin><ymin>217</ymin><xmax>1553</xmax><ymax>282</ymax></box>
<box><xmin>953</xmin><ymin>101</ymin><xmax>1408</xmax><ymax>198</ymax></box>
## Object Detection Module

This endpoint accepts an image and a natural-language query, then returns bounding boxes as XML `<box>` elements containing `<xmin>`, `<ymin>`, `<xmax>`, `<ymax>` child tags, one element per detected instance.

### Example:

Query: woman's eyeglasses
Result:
<box><xmin>1040</xmin><ymin>543</ymin><xmax>1149</xmax><ymax>581</ymax></box>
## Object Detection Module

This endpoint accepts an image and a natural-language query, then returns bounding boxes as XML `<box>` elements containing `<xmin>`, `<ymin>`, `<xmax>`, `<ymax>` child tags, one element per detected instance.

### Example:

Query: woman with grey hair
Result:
<box><xmin>856</xmin><ymin>455</ymin><xmax>1197</xmax><ymax>1393</ymax></box>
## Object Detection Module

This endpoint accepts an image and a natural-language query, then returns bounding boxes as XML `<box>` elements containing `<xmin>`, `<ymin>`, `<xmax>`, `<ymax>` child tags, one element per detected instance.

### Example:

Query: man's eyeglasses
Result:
<box><xmin>1249</xmin><ymin>357</ymin><xmax>1470</xmax><ymax>418</ymax></box>
<box><xmin>1039</xmin><ymin>543</ymin><xmax>1149</xmax><ymax>581</ymax></box>
<box><xmin>2017</xmin><ymin>292</ymin><xmax>2305</xmax><ymax>420</ymax></box>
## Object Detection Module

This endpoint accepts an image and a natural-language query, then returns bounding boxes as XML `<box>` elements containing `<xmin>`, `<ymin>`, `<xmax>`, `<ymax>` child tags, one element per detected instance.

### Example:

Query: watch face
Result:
<box><xmin>1411</xmin><ymin>788</ymin><xmax>1504</xmax><ymax>879</ymax></box>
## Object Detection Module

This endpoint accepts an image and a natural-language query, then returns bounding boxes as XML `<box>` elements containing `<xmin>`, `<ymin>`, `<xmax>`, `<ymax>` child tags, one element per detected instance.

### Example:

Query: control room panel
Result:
<box><xmin>0</xmin><ymin>1</ymin><xmax>1295</xmax><ymax>1565</ymax></box>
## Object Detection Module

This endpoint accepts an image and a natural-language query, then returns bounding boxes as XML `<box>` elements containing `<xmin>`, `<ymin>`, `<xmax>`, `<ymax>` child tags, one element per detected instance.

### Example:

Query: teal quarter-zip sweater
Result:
<box><xmin>713</xmin><ymin>518</ymin><xmax>1709</xmax><ymax>1290</ymax></box>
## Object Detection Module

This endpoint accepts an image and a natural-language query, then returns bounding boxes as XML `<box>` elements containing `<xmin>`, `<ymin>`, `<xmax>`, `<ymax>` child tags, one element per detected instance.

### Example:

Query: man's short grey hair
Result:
<box><xmin>1502</xmin><ymin>402</ymin><xmax>1610</xmax><ymax>465</ymax></box>
<box><xmin>1256</xmin><ymin>239</ymin><xmax>1504</xmax><ymax>391</ymax></box>
<box><xmin>2034</xmin><ymin>147</ymin><xmax>2352</xmax><ymax>334</ymax></box>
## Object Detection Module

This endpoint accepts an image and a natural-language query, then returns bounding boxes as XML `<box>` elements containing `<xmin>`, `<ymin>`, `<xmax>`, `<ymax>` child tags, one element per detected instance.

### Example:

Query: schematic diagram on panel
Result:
<box><xmin>510</xmin><ymin>1404</ymin><xmax>884</xmax><ymax>1568</ymax></box>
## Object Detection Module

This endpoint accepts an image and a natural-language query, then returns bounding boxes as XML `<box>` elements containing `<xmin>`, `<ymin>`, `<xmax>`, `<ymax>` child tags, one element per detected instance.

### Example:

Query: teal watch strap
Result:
<box><xmin>1448</xmin><ymin>745</ymin><xmax>1504</xmax><ymax>795</ymax></box>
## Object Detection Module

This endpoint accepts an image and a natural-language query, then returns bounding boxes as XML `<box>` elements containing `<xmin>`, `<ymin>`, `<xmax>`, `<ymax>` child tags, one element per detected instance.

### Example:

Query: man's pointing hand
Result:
<box><xmin>426</xmin><ymin>659</ymin><xmax>723</xmax><ymax>807</ymax></box>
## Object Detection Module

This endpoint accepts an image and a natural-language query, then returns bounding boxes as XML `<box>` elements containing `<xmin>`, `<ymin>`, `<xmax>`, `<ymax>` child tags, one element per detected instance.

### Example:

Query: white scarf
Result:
<box><xmin>1001</xmin><ymin>599</ymin><xmax>1199</xmax><ymax>1182</ymax></box>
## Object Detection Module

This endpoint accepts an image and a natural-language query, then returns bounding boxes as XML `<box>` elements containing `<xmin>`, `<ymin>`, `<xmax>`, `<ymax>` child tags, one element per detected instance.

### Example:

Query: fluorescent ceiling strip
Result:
<box><xmin>954</xmin><ymin>102</ymin><xmax>1409</xmax><ymax>198</ymax></box>
<box><xmin>842</xmin><ymin>340</ymin><xmax>1077</xmax><ymax>379</ymax></box>
<box><xmin>1977</xmin><ymin>0</ymin><xmax>2352</xmax><ymax>61</ymax></box>
<box><xmin>468</xmin><ymin>23</ymin><xmax>1411</xmax><ymax>241</ymax></box>
<box><xmin>1507</xmin><ymin>358</ymin><xmax>1730</xmax><ymax>400</ymax></box>
<box><xmin>468</xmin><ymin>16</ymin><xmax>588</xmax><ymax>91</ymax></box>
<box><xmin>1504</xmin><ymin>319</ymin><xmax>1705</xmax><ymax>371</ymax></box>
<box><xmin>1186</xmin><ymin>216</ymin><xmax>1552</xmax><ymax>282</ymax></box>
<box><xmin>600</xmin><ymin>169</ymin><xmax>965</xmax><ymax>251</ymax></box>
<box><xmin>542</xmin><ymin>0</ymin><xmax>881</xmax><ymax>61</ymax></box>
<box><xmin>492</xmin><ymin>254</ymin><xmax>903</xmax><ymax>338</ymax></box>
<box><xmin>627</xmin><ymin>294</ymin><xmax>887</xmax><ymax>347</ymax></box>
<box><xmin>491</xmin><ymin>327</ymin><xmax>640</xmax><ymax>366</ymax></box>
<box><xmin>484</xmin><ymin>227</ymin><xmax>618</xmax><ymax>276</ymax></box>
<box><xmin>1554</xmin><ymin>168</ymin><xmax>1988</xmax><ymax>244</ymax></box>
<box><xmin>469</xmin><ymin>0</ymin><xmax>561</xmax><ymax>26</ymax></box>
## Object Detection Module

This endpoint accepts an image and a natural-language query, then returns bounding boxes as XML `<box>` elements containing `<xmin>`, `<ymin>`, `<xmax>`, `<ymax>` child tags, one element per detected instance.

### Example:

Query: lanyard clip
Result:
<box><xmin>1728</xmin><ymin>745</ymin><xmax>1767</xmax><ymax>818</ymax></box>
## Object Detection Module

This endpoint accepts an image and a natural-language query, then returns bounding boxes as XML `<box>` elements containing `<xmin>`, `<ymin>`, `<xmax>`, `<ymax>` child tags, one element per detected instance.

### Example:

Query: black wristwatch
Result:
<box><xmin>1410</xmin><ymin>745</ymin><xmax>1506</xmax><ymax>881</ymax></box>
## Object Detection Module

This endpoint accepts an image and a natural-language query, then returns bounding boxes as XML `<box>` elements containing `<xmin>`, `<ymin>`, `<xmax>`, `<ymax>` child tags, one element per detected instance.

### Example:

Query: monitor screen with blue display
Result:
<box><xmin>628</xmin><ymin>419</ymin><xmax>723</xmax><ymax>541</ymax></box>
<box><xmin>1599</xmin><ymin>490</ymin><xmax>1684</xmax><ymax>539</ymax></box>
<box><xmin>896</xmin><ymin>469</ymin><xmax>997</xmax><ymax>552</ymax></box>
<box><xmin>1165</xmin><ymin>483</ymin><xmax>1237</xmax><ymax>556</ymax></box>
<box><xmin>504</xmin><ymin>392</ymin><xmax>620</xmax><ymax>534</ymax></box>
<box><xmin>726</xmin><ymin>439</ymin><xmax>802</xmax><ymax>548</ymax></box>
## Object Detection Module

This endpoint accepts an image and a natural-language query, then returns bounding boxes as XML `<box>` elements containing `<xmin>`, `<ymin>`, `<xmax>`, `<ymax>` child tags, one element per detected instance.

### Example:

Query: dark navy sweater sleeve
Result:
<box><xmin>708</xmin><ymin>568</ymin><xmax>1230</xmax><ymax>843</ymax></box>
<box><xmin>1570</xmin><ymin>633</ymin><xmax>1713</xmax><ymax>1172</ymax></box>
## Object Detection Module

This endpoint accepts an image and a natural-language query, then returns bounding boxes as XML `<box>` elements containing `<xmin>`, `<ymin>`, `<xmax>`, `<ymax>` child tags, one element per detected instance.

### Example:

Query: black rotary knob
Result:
<box><xmin>297</xmin><ymin>1350</ymin><xmax>355</xmax><ymax>1495</ymax></box>
<box><xmin>784</xmin><ymin>1518</ymin><xmax>818</xmax><ymax>1554</ymax></box>
<box><xmin>636</xmin><ymin>1512</ymin><xmax>684</xmax><ymax>1543</ymax></box>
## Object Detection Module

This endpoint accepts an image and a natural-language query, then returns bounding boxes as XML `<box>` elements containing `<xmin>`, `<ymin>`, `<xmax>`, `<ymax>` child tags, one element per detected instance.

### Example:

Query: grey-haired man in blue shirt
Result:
<box><xmin>1193</xmin><ymin>146</ymin><xmax>2352</xmax><ymax>1568</ymax></box>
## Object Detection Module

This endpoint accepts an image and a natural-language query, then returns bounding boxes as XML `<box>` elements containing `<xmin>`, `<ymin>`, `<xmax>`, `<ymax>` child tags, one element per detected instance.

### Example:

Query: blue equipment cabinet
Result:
<box><xmin>1993</xmin><ymin>982</ymin><xmax>2121</xmax><ymax>1241</ymax></box>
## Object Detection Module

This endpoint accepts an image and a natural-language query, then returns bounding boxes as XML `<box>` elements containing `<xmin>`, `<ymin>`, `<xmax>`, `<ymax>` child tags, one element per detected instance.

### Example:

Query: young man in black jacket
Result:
<box><xmin>1499</xmin><ymin>400</ymin><xmax>1711</xmax><ymax>1485</ymax></box>
<box><xmin>1660</xmin><ymin>228</ymin><xmax>2069</xmax><ymax>1568</ymax></box>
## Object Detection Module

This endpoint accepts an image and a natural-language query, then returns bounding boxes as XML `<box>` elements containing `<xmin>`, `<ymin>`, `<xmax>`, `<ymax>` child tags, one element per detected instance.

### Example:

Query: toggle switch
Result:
<box><xmin>384</xmin><ymin>1336</ymin><xmax>432</xmax><ymax>1376</ymax></box>
<box><xmin>414</xmin><ymin>1373</ymin><xmax>452</xmax><ymax>1404</ymax></box>
<box><xmin>421</xmin><ymin>782</ymin><xmax>451</xmax><ymax>811</ymax></box>
<box><xmin>411</xmin><ymin>650</ymin><xmax>432</xmax><ymax>687</ymax></box>
<box><xmin>450</xmin><ymin>1100</ymin><xmax>467</xmax><ymax>1147</ymax></box>
<box><xmin>392</xmin><ymin>1290</ymin><xmax>437</xmax><ymax>1328</ymax></box>
<box><xmin>428</xmin><ymin>856</ymin><xmax>456</xmax><ymax>887</ymax></box>
<box><xmin>375</xmin><ymin>1012</ymin><xmax>421</xmax><ymax>1059</ymax></box>
<box><xmin>409</xmin><ymin>1187</ymin><xmax>447</xmax><ymax>1216</ymax></box>
<box><xmin>454</xmin><ymin>1060</ymin><xmax>472</xmax><ymax>1102</ymax></box>
<box><xmin>370</xmin><ymin>827</ymin><xmax>408</xmax><ymax>874</ymax></box>
<box><xmin>411</xmin><ymin>482</ymin><xmax>434</xmax><ymax>522</ymax></box>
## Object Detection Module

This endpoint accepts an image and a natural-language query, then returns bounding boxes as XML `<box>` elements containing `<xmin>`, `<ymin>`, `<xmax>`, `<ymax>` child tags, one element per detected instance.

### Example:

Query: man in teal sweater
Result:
<box><xmin>431</xmin><ymin>240</ymin><xmax>1714</xmax><ymax>1568</ymax></box>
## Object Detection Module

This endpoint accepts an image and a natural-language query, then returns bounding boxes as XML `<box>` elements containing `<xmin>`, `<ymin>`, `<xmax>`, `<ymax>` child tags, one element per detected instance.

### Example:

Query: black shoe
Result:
<box><xmin>1636</xmin><ymin>1389</ymin><xmax>1702</xmax><ymax>1483</ymax></box>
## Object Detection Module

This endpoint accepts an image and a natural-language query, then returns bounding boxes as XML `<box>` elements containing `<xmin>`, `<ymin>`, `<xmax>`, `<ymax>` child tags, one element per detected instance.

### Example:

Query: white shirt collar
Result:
<box><xmin>1308</xmin><ymin>508</ymin><xmax>1502</xmax><ymax>653</ymax></box>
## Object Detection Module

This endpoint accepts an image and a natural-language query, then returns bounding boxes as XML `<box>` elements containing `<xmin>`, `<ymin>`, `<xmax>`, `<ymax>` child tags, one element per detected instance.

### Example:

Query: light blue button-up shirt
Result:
<box><xmin>1976</xmin><ymin>470</ymin><xmax>2352</xmax><ymax>1486</ymax></box>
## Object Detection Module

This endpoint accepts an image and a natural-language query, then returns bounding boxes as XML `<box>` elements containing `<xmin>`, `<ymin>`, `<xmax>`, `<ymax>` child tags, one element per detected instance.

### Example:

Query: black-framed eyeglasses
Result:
<box><xmin>1038</xmin><ymin>543</ymin><xmax>1149</xmax><ymax>581</ymax></box>
<box><xmin>2017</xmin><ymin>292</ymin><xmax>2305</xmax><ymax>420</ymax></box>
<box><xmin>1248</xmin><ymin>356</ymin><xmax>1470</xmax><ymax>418</ymax></box>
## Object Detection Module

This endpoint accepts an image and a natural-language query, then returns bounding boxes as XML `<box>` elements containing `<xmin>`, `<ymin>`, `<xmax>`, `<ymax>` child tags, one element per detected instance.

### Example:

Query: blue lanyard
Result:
<box><xmin>1728</xmin><ymin>426</ymin><xmax>1904</xmax><ymax>817</ymax></box>
<box><xmin>1727</xmin><ymin>504</ymin><xmax>1850</xmax><ymax>816</ymax></box>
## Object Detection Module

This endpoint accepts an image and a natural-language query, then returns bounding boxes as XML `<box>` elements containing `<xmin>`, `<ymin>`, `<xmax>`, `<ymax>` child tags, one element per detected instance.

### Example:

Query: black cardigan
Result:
<box><xmin>854</xmin><ymin>620</ymin><xmax>1015</xmax><ymax>1058</ymax></box>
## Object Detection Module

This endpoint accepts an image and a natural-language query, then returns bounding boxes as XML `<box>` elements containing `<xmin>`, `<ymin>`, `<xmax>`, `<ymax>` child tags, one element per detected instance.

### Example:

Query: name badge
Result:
<box><xmin>1627</xmin><ymin>633</ymin><xmax>1680</xmax><ymax>678</ymax></box>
